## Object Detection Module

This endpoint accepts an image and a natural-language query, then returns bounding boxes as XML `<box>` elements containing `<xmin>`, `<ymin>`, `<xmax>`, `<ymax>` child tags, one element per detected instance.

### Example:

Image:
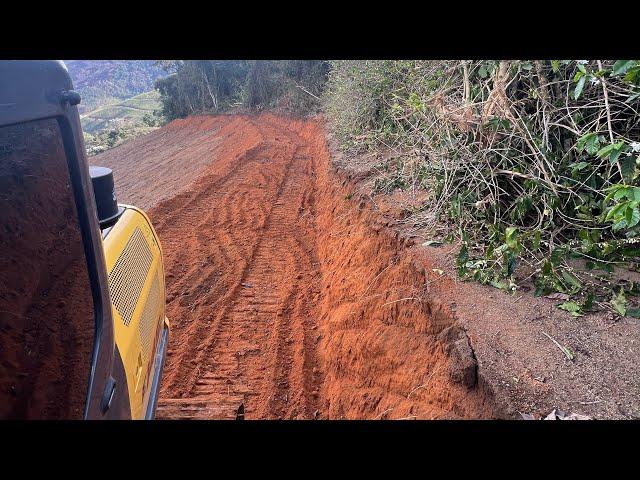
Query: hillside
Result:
<box><xmin>81</xmin><ymin>90</ymin><xmax>161</xmax><ymax>134</ymax></box>
<box><xmin>65</xmin><ymin>60</ymin><xmax>167</xmax><ymax>114</ymax></box>
<box><xmin>81</xmin><ymin>91</ymin><xmax>163</xmax><ymax>155</ymax></box>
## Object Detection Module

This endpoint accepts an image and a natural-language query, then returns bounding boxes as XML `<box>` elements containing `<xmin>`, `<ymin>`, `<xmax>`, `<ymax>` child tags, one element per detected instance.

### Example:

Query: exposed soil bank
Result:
<box><xmin>328</xmin><ymin>132</ymin><xmax>640</xmax><ymax>420</ymax></box>
<box><xmin>299</xmin><ymin>122</ymin><xmax>498</xmax><ymax>419</ymax></box>
<box><xmin>91</xmin><ymin>113</ymin><xmax>640</xmax><ymax>419</ymax></box>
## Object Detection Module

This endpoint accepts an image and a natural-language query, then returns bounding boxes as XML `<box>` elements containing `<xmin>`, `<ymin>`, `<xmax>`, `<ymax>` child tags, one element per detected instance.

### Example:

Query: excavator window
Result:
<box><xmin>0</xmin><ymin>117</ymin><xmax>95</xmax><ymax>419</ymax></box>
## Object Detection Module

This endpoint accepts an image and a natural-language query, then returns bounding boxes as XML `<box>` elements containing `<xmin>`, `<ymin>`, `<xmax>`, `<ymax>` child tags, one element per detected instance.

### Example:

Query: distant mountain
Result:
<box><xmin>65</xmin><ymin>60</ymin><xmax>168</xmax><ymax>114</ymax></box>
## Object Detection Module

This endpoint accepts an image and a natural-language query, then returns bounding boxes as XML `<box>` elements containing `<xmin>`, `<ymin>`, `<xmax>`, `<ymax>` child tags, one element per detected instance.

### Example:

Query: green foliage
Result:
<box><xmin>155</xmin><ymin>61</ymin><xmax>329</xmax><ymax>120</ymax></box>
<box><xmin>611</xmin><ymin>289</ymin><xmax>627</xmax><ymax>316</ymax></box>
<box><xmin>323</xmin><ymin>60</ymin><xmax>640</xmax><ymax>317</ymax></box>
<box><xmin>84</xmin><ymin>125</ymin><xmax>139</xmax><ymax>155</ymax></box>
<box><xmin>558</xmin><ymin>301</ymin><xmax>583</xmax><ymax>317</ymax></box>
<box><xmin>576</xmin><ymin>132</ymin><xmax>603</xmax><ymax>155</ymax></box>
<box><xmin>603</xmin><ymin>184</ymin><xmax>640</xmax><ymax>231</ymax></box>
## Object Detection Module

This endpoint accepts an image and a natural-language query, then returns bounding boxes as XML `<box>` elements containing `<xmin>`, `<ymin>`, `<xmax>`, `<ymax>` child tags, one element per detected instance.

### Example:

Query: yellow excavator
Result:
<box><xmin>0</xmin><ymin>60</ymin><xmax>169</xmax><ymax>419</ymax></box>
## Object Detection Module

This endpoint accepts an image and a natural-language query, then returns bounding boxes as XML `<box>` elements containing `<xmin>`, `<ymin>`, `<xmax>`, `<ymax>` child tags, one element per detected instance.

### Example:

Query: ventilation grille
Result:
<box><xmin>108</xmin><ymin>228</ymin><xmax>153</xmax><ymax>326</ymax></box>
<box><xmin>139</xmin><ymin>273</ymin><xmax>161</xmax><ymax>363</ymax></box>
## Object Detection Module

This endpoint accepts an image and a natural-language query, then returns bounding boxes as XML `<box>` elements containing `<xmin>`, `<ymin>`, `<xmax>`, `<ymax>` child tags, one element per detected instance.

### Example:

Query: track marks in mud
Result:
<box><xmin>155</xmin><ymin>118</ymin><xmax>322</xmax><ymax>419</ymax></box>
<box><xmin>105</xmin><ymin>114</ymin><xmax>497</xmax><ymax>420</ymax></box>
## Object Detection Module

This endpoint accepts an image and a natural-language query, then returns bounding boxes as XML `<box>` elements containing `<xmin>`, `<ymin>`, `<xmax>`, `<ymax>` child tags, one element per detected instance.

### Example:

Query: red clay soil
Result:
<box><xmin>94</xmin><ymin>113</ymin><xmax>498</xmax><ymax>419</ymax></box>
<box><xmin>97</xmin><ymin>112</ymin><xmax>640</xmax><ymax>420</ymax></box>
<box><xmin>152</xmin><ymin>115</ymin><xmax>325</xmax><ymax>419</ymax></box>
<box><xmin>91</xmin><ymin>116</ymin><xmax>242</xmax><ymax>210</ymax></box>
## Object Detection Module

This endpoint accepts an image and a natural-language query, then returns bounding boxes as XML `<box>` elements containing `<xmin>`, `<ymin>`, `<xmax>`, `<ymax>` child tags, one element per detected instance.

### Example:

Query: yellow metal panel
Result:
<box><xmin>103</xmin><ymin>207</ymin><xmax>166</xmax><ymax>419</ymax></box>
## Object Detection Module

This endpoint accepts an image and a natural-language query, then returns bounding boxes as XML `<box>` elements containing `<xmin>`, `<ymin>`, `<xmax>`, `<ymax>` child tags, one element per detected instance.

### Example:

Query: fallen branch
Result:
<box><xmin>375</xmin><ymin>407</ymin><xmax>394</xmax><ymax>420</ymax></box>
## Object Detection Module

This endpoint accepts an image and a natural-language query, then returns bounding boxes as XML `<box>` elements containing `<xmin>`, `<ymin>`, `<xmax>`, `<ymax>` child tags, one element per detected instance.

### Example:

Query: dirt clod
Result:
<box><xmin>448</xmin><ymin>338</ymin><xmax>478</xmax><ymax>389</ymax></box>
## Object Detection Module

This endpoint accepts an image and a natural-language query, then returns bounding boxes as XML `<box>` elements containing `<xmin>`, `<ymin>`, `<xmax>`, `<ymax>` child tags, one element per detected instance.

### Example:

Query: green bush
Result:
<box><xmin>323</xmin><ymin>60</ymin><xmax>640</xmax><ymax>315</ymax></box>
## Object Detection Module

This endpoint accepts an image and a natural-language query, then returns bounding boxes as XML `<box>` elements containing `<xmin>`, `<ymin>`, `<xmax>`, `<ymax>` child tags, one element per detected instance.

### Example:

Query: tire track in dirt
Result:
<box><xmin>154</xmin><ymin>117</ymin><xmax>323</xmax><ymax>419</ymax></box>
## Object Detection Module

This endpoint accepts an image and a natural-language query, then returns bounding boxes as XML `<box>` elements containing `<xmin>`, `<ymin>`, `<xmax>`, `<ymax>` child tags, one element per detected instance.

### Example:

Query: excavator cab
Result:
<box><xmin>0</xmin><ymin>60</ymin><xmax>169</xmax><ymax>419</ymax></box>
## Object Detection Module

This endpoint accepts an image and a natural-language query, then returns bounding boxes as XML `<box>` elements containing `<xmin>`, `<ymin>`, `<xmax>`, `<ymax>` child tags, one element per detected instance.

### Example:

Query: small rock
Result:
<box><xmin>448</xmin><ymin>337</ymin><xmax>477</xmax><ymax>389</ymax></box>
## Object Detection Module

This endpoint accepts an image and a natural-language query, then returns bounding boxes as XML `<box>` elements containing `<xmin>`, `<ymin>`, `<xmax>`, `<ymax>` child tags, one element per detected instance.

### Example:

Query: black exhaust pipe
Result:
<box><xmin>89</xmin><ymin>166</ymin><xmax>124</xmax><ymax>229</ymax></box>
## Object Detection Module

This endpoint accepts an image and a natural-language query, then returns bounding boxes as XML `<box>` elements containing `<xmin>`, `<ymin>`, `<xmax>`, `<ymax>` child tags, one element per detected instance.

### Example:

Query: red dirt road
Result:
<box><xmin>152</xmin><ymin>116</ymin><xmax>323</xmax><ymax>419</ymax></box>
<box><xmin>94</xmin><ymin>114</ymin><xmax>497</xmax><ymax>419</ymax></box>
